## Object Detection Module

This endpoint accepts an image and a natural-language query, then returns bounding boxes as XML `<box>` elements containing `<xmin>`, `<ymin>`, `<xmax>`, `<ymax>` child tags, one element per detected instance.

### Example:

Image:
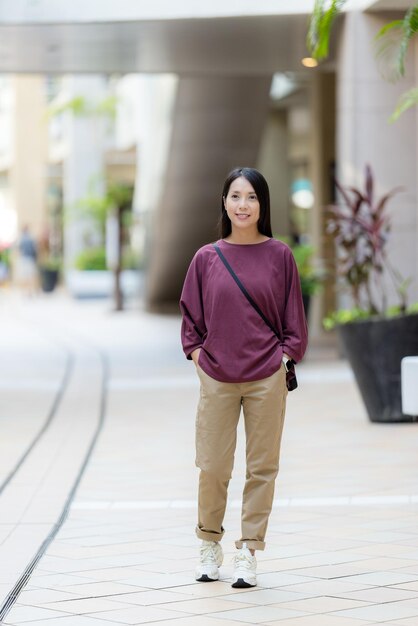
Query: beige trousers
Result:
<box><xmin>195</xmin><ymin>364</ymin><xmax>288</xmax><ymax>551</ymax></box>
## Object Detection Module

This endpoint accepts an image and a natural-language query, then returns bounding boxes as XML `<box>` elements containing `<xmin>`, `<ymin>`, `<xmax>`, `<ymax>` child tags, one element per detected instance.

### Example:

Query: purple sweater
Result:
<box><xmin>180</xmin><ymin>238</ymin><xmax>308</xmax><ymax>383</ymax></box>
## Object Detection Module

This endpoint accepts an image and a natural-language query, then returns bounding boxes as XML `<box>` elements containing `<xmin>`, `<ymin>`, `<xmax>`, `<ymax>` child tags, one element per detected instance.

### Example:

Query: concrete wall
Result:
<box><xmin>146</xmin><ymin>75</ymin><xmax>272</xmax><ymax>310</ymax></box>
<box><xmin>337</xmin><ymin>11</ymin><xmax>418</xmax><ymax>309</ymax></box>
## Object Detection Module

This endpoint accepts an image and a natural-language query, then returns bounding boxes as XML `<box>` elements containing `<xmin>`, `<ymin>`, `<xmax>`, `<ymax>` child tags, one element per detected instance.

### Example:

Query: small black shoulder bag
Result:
<box><xmin>213</xmin><ymin>243</ymin><xmax>297</xmax><ymax>391</ymax></box>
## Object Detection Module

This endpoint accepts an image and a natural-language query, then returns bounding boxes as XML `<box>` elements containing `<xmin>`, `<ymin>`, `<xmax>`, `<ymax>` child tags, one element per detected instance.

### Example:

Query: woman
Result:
<box><xmin>180</xmin><ymin>167</ymin><xmax>308</xmax><ymax>588</ymax></box>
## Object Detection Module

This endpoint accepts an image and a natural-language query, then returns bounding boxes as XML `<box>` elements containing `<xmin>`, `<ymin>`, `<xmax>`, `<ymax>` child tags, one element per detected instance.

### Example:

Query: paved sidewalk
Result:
<box><xmin>1</xmin><ymin>290</ymin><xmax>418</xmax><ymax>625</ymax></box>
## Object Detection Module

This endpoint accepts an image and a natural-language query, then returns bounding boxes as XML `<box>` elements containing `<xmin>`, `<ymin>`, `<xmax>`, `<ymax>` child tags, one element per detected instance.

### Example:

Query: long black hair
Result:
<box><xmin>219</xmin><ymin>167</ymin><xmax>273</xmax><ymax>239</ymax></box>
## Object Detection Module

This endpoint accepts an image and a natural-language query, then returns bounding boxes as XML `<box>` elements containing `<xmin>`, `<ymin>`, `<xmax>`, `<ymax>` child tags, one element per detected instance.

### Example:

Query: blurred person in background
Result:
<box><xmin>15</xmin><ymin>225</ymin><xmax>38</xmax><ymax>296</ymax></box>
<box><xmin>180</xmin><ymin>167</ymin><xmax>308</xmax><ymax>588</ymax></box>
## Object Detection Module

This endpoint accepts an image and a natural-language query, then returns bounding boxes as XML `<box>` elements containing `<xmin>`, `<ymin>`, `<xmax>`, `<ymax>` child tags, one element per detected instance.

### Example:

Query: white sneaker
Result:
<box><xmin>232</xmin><ymin>543</ymin><xmax>257</xmax><ymax>588</ymax></box>
<box><xmin>195</xmin><ymin>540</ymin><xmax>223</xmax><ymax>582</ymax></box>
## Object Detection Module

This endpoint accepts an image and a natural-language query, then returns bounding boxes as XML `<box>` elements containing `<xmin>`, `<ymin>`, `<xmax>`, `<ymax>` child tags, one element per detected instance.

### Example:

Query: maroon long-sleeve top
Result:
<box><xmin>180</xmin><ymin>238</ymin><xmax>308</xmax><ymax>383</ymax></box>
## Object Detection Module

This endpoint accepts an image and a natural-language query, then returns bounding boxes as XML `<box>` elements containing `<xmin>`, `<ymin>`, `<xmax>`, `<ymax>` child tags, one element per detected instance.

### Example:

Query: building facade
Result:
<box><xmin>0</xmin><ymin>0</ymin><xmax>416</xmax><ymax>336</ymax></box>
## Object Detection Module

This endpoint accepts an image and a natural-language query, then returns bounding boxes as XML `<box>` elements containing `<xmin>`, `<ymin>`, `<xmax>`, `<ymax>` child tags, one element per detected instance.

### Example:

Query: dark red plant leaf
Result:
<box><xmin>374</xmin><ymin>188</ymin><xmax>403</xmax><ymax>215</ymax></box>
<box><xmin>365</xmin><ymin>164</ymin><xmax>373</xmax><ymax>206</ymax></box>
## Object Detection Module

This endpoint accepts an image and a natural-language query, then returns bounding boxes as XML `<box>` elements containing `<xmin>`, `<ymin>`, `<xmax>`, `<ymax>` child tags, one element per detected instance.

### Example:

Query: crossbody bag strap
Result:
<box><xmin>212</xmin><ymin>242</ymin><xmax>280</xmax><ymax>341</ymax></box>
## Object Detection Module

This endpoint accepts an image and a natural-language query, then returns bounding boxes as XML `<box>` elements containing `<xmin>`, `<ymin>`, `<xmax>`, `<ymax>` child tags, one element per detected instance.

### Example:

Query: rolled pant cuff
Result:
<box><xmin>235</xmin><ymin>539</ymin><xmax>265</xmax><ymax>551</ymax></box>
<box><xmin>196</xmin><ymin>525</ymin><xmax>224</xmax><ymax>543</ymax></box>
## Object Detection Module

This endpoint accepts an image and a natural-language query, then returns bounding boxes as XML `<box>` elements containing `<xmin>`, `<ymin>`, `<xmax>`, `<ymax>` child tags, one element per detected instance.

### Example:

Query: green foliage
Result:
<box><xmin>47</xmin><ymin>96</ymin><xmax>88</xmax><ymax>117</ymax></box>
<box><xmin>274</xmin><ymin>237</ymin><xmax>325</xmax><ymax>296</ymax></box>
<box><xmin>390</xmin><ymin>87</ymin><xmax>418</xmax><ymax>122</ymax></box>
<box><xmin>76</xmin><ymin>193</ymin><xmax>110</xmax><ymax>235</ymax></box>
<box><xmin>73</xmin><ymin>181</ymin><xmax>133</xmax><ymax>236</ymax></box>
<box><xmin>375</xmin><ymin>4</ymin><xmax>418</xmax><ymax>81</ymax></box>
<box><xmin>47</xmin><ymin>95</ymin><xmax>118</xmax><ymax>119</ymax></box>
<box><xmin>323</xmin><ymin>307</ymin><xmax>371</xmax><ymax>330</ymax></box>
<box><xmin>307</xmin><ymin>0</ymin><xmax>347</xmax><ymax>61</ymax></box>
<box><xmin>307</xmin><ymin>1</ymin><xmax>418</xmax><ymax>120</ymax></box>
<box><xmin>122</xmin><ymin>248</ymin><xmax>141</xmax><ymax>270</ymax></box>
<box><xmin>95</xmin><ymin>95</ymin><xmax>118</xmax><ymax>119</ymax></box>
<box><xmin>39</xmin><ymin>256</ymin><xmax>62</xmax><ymax>271</ymax></box>
<box><xmin>0</xmin><ymin>247</ymin><xmax>11</xmax><ymax>268</ymax></box>
<box><xmin>324</xmin><ymin>303</ymin><xmax>418</xmax><ymax>329</ymax></box>
<box><xmin>74</xmin><ymin>246</ymin><xmax>140</xmax><ymax>271</ymax></box>
<box><xmin>291</xmin><ymin>243</ymin><xmax>325</xmax><ymax>296</ymax></box>
<box><xmin>75</xmin><ymin>248</ymin><xmax>107</xmax><ymax>271</ymax></box>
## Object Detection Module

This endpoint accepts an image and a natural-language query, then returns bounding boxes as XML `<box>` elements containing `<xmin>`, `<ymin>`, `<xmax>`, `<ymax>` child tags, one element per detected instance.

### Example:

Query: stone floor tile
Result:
<box><xmin>54</xmin><ymin>581</ymin><xmax>149</xmax><ymax>598</ymax></box>
<box><xmin>393</xmin><ymin>581</ymin><xmax>418</xmax><ymax>592</ymax></box>
<box><xmin>265</xmin><ymin>616</ymin><xmax>372</xmax><ymax>626</ymax></box>
<box><xmin>3</xmin><ymin>604</ymin><xmax>72</xmax><ymax>623</ymax></box>
<box><xmin>4</xmin><ymin>616</ymin><xmax>124</xmax><ymax>626</ymax></box>
<box><xmin>69</xmin><ymin>567</ymin><xmax>147</xmax><ymax>582</ymax></box>
<box><xmin>334</xmin><ymin>587</ymin><xmax>418</xmax><ymax>603</ymax></box>
<box><xmin>283</xmin><ymin>579</ymin><xmax>375</xmax><ymax>595</ymax></box>
<box><xmin>256</xmin><ymin>572</ymin><xmax>316</xmax><ymax>587</ymax></box>
<box><xmin>107</xmin><ymin>589</ymin><xmax>193</xmax><ymax>605</ymax></box>
<box><xmin>166</xmin><ymin>596</ymin><xmax>255</xmax><ymax>614</ymax></box>
<box><xmin>382</xmin><ymin>617</ymin><xmax>417</xmax><ymax>626</ymax></box>
<box><xmin>341</xmin><ymin>572</ymin><xmax>418</xmax><ymax>586</ymax></box>
<box><xmin>353</xmin><ymin>544</ymin><xmax>416</xmax><ymax>558</ymax></box>
<box><xmin>332</xmin><ymin>600</ymin><xmax>418</xmax><ymax>622</ymax></box>
<box><xmin>92</xmin><ymin>604</ymin><xmax>193</xmax><ymax>624</ymax></box>
<box><xmin>124</xmin><ymin>618</ymin><xmax>249</xmax><ymax>626</ymax></box>
<box><xmin>282</xmin><ymin>564</ymin><xmax>373</xmax><ymax>580</ymax></box>
<box><xmin>276</xmin><ymin>595</ymin><xmax>370</xmax><ymax>613</ymax></box>
<box><xmin>167</xmin><ymin>582</ymin><xmax>253</xmax><ymax>597</ymax></box>
<box><xmin>350</xmin><ymin>558</ymin><xmax>418</xmax><ymax>572</ymax></box>
<box><xmin>209</xmin><ymin>605</ymin><xmax>308</xmax><ymax>623</ymax></box>
<box><xmin>38</xmin><ymin>596</ymin><xmax>135</xmax><ymax>614</ymax></box>
<box><xmin>16</xmin><ymin>587</ymin><xmax>80</xmax><ymax>605</ymax></box>
<box><xmin>28</xmin><ymin>573</ymin><xmax>95</xmax><ymax>587</ymax></box>
<box><xmin>117</xmin><ymin>571</ymin><xmax>195</xmax><ymax>589</ymax></box>
<box><xmin>216</xmin><ymin>588</ymin><xmax>318</xmax><ymax>605</ymax></box>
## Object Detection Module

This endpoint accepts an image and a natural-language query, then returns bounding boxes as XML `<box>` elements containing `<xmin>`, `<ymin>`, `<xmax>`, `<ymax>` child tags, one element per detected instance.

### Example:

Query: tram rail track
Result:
<box><xmin>0</xmin><ymin>317</ymin><xmax>109</xmax><ymax>622</ymax></box>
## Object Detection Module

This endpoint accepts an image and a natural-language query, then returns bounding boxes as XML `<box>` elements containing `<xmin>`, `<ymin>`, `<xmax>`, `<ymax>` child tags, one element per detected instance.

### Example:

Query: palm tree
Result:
<box><xmin>307</xmin><ymin>1</ymin><xmax>418</xmax><ymax>120</ymax></box>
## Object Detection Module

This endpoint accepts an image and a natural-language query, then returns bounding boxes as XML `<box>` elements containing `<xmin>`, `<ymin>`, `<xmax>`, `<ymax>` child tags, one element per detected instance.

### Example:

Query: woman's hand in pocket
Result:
<box><xmin>191</xmin><ymin>348</ymin><xmax>201</xmax><ymax>366</ymax></box>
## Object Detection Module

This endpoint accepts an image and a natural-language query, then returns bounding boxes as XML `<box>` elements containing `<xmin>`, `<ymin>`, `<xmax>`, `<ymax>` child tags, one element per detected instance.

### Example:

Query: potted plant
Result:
<box><xmin>39</xmin><ymin>256</ymin><xmax>61</xmax><ymax>292</ymax></box>
<box><xmin>67</xmin><ymin>245</ymin><xmax>142</xmax><ymax>299</ymax></box>
<box><xmin>68</xmin><ymin>181</ymin><xmax>134</xmax><ymax>308</ymax></box>
<box><xmin>291</xmin><ymin>243</ymin><xmax>325</xmax><ymax>318</ymax></box>
<box><xmin>274</xmin><ymin>237</ymin><xmax>325</xmax><ymax>318</ymax></box>
<box><xmin>37</xmin><ymin>227</ymin><xmax>62</xmax><ymax>293</ymax></box>
<box><xmin>324</xmin><ymin>164</ymin><xmax>418</xmax><ymax>423</ymax></box>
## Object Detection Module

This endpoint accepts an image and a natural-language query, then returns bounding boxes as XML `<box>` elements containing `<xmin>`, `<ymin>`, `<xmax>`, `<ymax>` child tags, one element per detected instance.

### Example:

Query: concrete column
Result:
<box><xmin>257</xmin><ymin>110</ymin><xmax>290</xmax><ymax>238</ymax></box>
<box><xmin>310</xmin><ymin>71</ymin><xmax>336</xmax><ymax>335</ymax></box>
<box><xmin>146</xmin><ymin>75</ymin><xmax>272</xmax><ymax>311</ymax></box>
<box><xmin>337</xmin><ymin>11</ymin><xmax>418</xmax><ymax>307</ymax></box>
<box><xmin>62</xmin><ymin>75</ymin><xmax>108</xmax><ymax>269</ymax></box>
<box><xmin>11</xmin><ymin>75</ymin><xmax>47</xmax><ymax>237</ymax></box>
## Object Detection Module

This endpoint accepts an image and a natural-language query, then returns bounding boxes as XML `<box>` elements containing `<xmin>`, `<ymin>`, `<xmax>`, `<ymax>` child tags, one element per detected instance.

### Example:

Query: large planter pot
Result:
<box><xmin>66</xmin><ymin>270</ymin><xmax>143</xmax><ymax>299</ymax></box>
<box><xmin>39</xmin><ymin>267</ymin><xmax>59</xmax><ymax>293</ymax></box>
<box><xmin>337</xmin><ymin>313</ymin><xmax>418</xmax><ymax>423</ymax></box>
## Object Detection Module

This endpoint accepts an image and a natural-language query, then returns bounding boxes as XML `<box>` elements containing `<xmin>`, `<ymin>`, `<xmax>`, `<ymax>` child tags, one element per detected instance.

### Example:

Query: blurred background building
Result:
<box><xmin>0</xmin><ymin>0</ymin><xmax>416</xmax><ymax>338</ymax></box>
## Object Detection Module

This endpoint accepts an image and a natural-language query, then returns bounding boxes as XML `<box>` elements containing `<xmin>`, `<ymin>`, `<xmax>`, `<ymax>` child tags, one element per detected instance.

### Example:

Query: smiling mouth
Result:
<box><xmin>236</xmin><ymin>214</ymin><xmax>249</xmax><ymax>218</ymax></box>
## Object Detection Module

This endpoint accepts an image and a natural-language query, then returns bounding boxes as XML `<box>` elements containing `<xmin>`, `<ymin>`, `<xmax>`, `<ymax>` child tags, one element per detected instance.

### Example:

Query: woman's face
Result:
<box><xmin>224</xmin><ymin>177</ymin><xmax>260</xmax><ymax>233</ymax></box>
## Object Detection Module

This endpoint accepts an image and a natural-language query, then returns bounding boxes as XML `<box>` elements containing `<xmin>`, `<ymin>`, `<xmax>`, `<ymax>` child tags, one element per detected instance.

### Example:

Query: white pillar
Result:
<box><xmin>62</xmin><ymin>75</ymin><xmax>108</xmax><ymax>269</ymax></box>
